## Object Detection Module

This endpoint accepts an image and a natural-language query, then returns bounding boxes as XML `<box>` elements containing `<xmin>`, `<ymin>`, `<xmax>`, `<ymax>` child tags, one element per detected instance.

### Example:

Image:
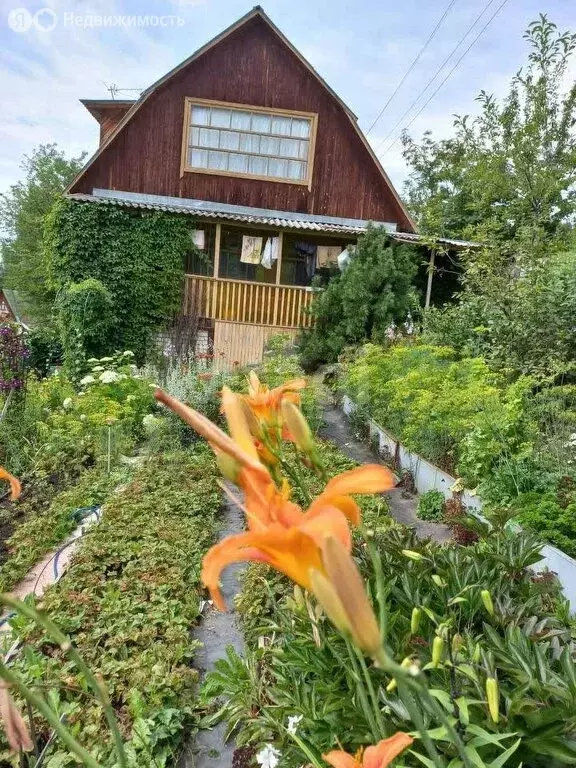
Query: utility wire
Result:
<box><xmin>365</xmin><ymin>0</ymin><xmax>460</xmax><ymax>136</ymax></box>
<box><xmin>373</xmin><ymin>0</ymin><xmax>500</xmax><ymax>155</ymax></box>
<box><xmin>380</xmin><ymin>0</ymin><xmax>510</xmax><ymax>156</ymax></box>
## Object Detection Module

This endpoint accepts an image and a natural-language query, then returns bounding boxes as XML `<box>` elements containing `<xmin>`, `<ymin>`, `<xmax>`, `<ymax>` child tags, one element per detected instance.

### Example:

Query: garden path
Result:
<box><xmin>179</xmin><ymin>487</ymin><xmax>246</xmax><ymax>768</ymax></box>
<box><xmin>319</xmin><ymin>401</ymin><xmax>452</xmax><ymax>543</ymax></box>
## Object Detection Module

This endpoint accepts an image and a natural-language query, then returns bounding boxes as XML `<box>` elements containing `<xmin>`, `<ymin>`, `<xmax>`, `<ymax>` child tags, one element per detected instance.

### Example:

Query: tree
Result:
<box><xmin>298</xmin><ymin>226</ymin><xmax>418</xmax><ymax>370</ymax></box>
<box><xmin>402</xmin><ymin>15</ymin><xmax>576</xmax><ymax>254</ymax></box>
<box><xmin>0</xmin><ymin>144</ymin><xmax>86</xmax><ymax>322</ymax></box>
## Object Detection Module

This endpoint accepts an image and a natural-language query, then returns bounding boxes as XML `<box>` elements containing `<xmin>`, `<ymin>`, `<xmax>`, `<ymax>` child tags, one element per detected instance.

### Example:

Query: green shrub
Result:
<box><xmin>416</xmin><ymin>489</ymin><xmax>445</xmax><ymax>521</ymax></box>
<box><xmin>298</xmin><ymin>226</ymin><xmax>418</xmax><ymax>370</ymax></box>
<box><xmin>45</xmin><ymin>199</ymin><xmax>189</xmax><ymax>363</ymax></box>
<box><xmin>511</xmin><ymin>488</ymin><xmax>576</xmax><ymax>558</ymax></box>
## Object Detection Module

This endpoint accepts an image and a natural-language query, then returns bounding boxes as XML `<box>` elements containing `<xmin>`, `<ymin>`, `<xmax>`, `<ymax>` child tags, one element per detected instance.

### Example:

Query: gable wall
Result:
<box><xmin>71</xmin><ymin>16</ymin><xmax>412</xmax><ymax>230</ymax></box>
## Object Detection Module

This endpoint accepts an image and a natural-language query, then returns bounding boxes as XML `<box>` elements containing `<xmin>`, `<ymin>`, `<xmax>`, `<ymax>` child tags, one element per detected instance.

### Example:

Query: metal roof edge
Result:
<box><xmin>91</xmin><ymin>188</ymin><xmax>398</xmax><ymax>231</ymax></box>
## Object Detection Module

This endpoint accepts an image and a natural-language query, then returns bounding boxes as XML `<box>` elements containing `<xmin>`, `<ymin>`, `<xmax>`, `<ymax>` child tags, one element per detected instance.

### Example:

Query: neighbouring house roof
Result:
<box><xmin>1</xmin><ymin>289</ymin><xmax>32</xmax><ymax>330</ymax></box>
<box><xmin>80</xmin><ymin>99</ymin><xmax>136</xmax><ymax>119</ymax></box>
<box><xmin>65</xmin><ymin>190</ymin><xmax>478</xmax><ymax>248</ymax></box>
<box><xmin>67</xmin><ymin>6</ymin><xmax>416</xmax><ymax>232</ymax></box>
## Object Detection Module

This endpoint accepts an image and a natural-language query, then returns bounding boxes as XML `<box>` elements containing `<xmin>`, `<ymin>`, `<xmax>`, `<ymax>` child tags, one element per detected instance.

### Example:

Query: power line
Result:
<box><xmin>380</xmin><ymin>0</ymin><xmax>510</xmax><ymax>156</ymax></box>
<box><xmin>373</xmin><ymin>0</ymin><xmax>500</xmax><ymax>155</ymax></box>
<box><xmin>365</xmin><ymin>0</ymin><xmax>460</xmax><ymax>137</ymax></box>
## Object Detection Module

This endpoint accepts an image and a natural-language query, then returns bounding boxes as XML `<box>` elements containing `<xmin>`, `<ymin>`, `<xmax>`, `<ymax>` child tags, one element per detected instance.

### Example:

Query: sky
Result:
<box><xmin>1</xmin><ymin>0</ymin><xmax>575</xmax><ymax>198</ymax></box>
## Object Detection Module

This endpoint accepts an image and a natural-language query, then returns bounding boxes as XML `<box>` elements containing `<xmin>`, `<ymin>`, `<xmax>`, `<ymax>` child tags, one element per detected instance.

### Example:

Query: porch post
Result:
<box><xmin>424</xmin><ymin>248</ymin><xmax>435</xmax><ymax>309</ymax></box>
<box><xmin>273</xmin><ymin>231</ymin><xmax>284</xmax><ymax>325</ymax></box>
<box><xmin>274</xmin><ymin>231</ymin><xmax>284</xmax><ymax>285</ymax></box>
<box><xmin>213</xmin><ymin>223</ymin><xmax>222</xmax><ymax>278</ymax></box>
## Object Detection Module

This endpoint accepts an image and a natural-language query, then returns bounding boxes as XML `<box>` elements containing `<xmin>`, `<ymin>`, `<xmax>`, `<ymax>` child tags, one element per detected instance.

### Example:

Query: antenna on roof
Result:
<box><xmin>102</xmin><ymin>82</ymin><xmax>144</xmax><ymax>99</ymax></box>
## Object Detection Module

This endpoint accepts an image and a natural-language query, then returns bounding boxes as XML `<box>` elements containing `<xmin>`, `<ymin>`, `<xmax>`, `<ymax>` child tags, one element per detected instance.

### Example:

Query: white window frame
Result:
<box><xmin>181</xmin><ymin>98</ymin><xmax>318</xmax><ymax>190</ymax></box>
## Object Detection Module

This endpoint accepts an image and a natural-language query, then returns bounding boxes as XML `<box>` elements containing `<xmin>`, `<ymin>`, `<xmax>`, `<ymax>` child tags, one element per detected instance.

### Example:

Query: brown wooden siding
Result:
<box><xmin>71</xmin><ymin>16</ymin><xmax>412</xmax><ymax>230</ymax></box>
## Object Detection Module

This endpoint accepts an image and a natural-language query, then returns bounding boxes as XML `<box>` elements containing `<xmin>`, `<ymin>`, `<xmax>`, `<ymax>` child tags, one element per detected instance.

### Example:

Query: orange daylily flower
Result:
<box><xmin>0</xmin><ymin>467</ymin><xmax>21</xmax><ymax>501</ymax></box>
<box><xmin>324</xmin><ymin>733</ymin><xmax>414</xmax><ymax>768</ymax></box>
<box><xmin>245</xmin><ymin>370</ymin><xmax>306</xmax><ymax>422</ymax></box>
<box><xmin>202</xmin><ymin>463</ymin><xmax>394</xmax><ymax>609</ymax></box>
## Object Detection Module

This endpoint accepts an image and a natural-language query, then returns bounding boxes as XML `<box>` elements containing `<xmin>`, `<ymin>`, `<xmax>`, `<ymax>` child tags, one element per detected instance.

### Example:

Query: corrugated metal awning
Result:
<box><xmin>64</xmin><ymin>190</ymin><xmax>478</xmax><ymax>247</ymax></box>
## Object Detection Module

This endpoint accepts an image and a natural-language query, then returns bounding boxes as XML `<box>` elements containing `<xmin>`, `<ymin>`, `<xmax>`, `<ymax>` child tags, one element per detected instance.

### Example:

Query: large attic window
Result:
<box><xmin>182</xmin><ymin>98</ymin><xmax>317</xmax><ymax>188</ymax></box>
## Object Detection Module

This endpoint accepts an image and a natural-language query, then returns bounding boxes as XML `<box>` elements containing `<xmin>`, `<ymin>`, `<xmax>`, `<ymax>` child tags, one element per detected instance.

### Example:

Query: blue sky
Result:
<box><xmin>1</xmin><ymin>0</ymin><xmax>575</xmax><ymax>196</ymax></box>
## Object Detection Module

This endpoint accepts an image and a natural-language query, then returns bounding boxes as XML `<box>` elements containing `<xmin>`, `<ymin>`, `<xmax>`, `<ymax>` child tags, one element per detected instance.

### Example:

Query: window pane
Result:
<box><xmin>239</xmin><ymin>133</ymin><xmax>261</xmax><ymax>153</ymax></box>
<box><xmin>208</xmin><ymin>151</ymin><xmax>228</xmax><ymax>171</ymax></box>
<box><xmin>220</xmin><ymin>130</ymin><xmax>240</xmax><ymax>151</ymax></box>
<box><xmin>298</xmin><ymin>139</ymin><xmax>309</xmax><ymax>159</ymax></box>
<box><xmin>280</xmin><ymin>138</ymin><xmax>300</xmax><ymax>158</ymax></box>
<box><xmin>251</xmin><ymin>113</ymin><xmax>271</xmax><ymax>133</ymax></box>
<box><xmin>291</xmin><ymin>118</ymin><xmax>311</xmax><ymax>138</ymax></box>
<box><xmin>230</xmin><ymin>110</ymin><xmax>252</xmax><ymax>130</ymax></box>
<box><xmin>259</xmin><ymin>136</ymin><xmax>280</xmax><ymax>156</ymax></box>
<box><xmin>249</xmin><ymin>155</ymin><xmax>269</xmax><ymax>175</ymax></box>
<box><xmin>197</xmin><ymin>127</ymin><xmax>220</xmax><ymax>148</ymax></box>
<box><xmin>268</xmin><ymin>158</ymin><xmax>288</xmax><ymax>178</ymax></box>
<box><xmin>271</xmin><ymin>115</ymin><xmax>292</xmax><ymax>135</ymax></box>
<box><xmin>211</xmin><ymin>108</ymin><xmax>231</xmax><ymax>128</ymax></box>
<box><xmin>191</xmin><ymin>127</ymin><xmax>200</xmax><ymax>145</ymax></box>
<box><xmin>190</xmin><ymin>148</ymin><xmax>208</xmax><ymax>168</ymax></box>
<box><xmin>228</xmin><ymin>153</ymin><xmax>249</xmax><ymax>173</ymax></box>
<box><xmin>191</xmin><ymin>105</ymin><xmax>210</xmax><ymax>125</ymax></box>
<box><xmin>288</xmin><ymin>160</ymin><xmax>305</xmax><ymax>179</ymax></box>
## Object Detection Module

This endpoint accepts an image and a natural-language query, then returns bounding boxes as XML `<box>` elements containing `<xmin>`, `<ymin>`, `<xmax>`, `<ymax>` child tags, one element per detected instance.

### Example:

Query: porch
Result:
<box><xmin>183</xmin><ymin>221</ymin><xmax>354</xmax><ymax>366</ymax></box>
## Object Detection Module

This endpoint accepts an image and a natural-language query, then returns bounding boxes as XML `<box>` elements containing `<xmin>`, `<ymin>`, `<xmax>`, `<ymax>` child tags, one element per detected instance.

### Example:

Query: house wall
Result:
<box><xmin>71</xmin><ymin>15</ymin><xmax>412</xmax><ymax>230</ymax></box>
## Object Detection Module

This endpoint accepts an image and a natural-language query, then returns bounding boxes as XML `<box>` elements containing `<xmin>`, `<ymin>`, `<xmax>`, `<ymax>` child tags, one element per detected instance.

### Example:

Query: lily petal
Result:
<box><xmin>299</xmin><ymin>506</ymin><xmax>351</xmax><ymax>551</ymax></box>
<box><xmin>0</xmin><ymin>467</ymin><xmax>21</xmax><ymax>502</ymax></box>
<box><xmin>202</xmin><ymin>527</ymin><xmax>324</xmax><ymax>609</ymax></box>
<box><xmin>323</xmin><ymin>751</ymin><xmax>360</xmax><ymax>768</ymax></box>
<box><xmin>363</xmin><ymin>734</ymin><xmax>414</xmax><ymax>768</ymax></box>
<box><xmin>308</xmin><ymin>465</ymin><xmax>395</xmax><ymax>523</ymax></box>
<box><xmin>221</xmin><ymin>386</ymin><xmax>260</xmax><ymax>461</ymax></box>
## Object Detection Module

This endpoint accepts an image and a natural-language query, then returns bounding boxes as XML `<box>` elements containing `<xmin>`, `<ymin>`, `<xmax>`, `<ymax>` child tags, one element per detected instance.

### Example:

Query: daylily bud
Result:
<box><xmin>481</xmin><ymin>589</ymin><xmax>495</xmax><ymax>616</ymax></box>
<box><xmin>215</xmin><ymin>450</ymin><xmax>240</xmax><ymax>483</ymax></box>
<box><xmin>473</xmin><ymin>643</ymin><xmax>481</xmax><ymax>663</ymax></box>
<box><xmin>410</xmin><ymin>607</ymin><xmax>421</xmax><ymax>635</ymax></box>
<box><xmin>402</xmin><ymin>550</ymin><xmax>423</xmax><ymax>561</ymax></box>
<box><xmin>319</xmin><ymin>536</ymin><xmax>384</xmax><ymax>662</ymax></box>
<box><xmin>451</xmin><ymin>633</ymin><xmax>464</xmax><ymax>654</ymax></box>
<box><xmin>431</xmin><ymin>574</ymin><xmax>445</xmax><ymax>587</ymax></box>
<box><xmin>293</xmin><ymin>585</ymin><xmax>306</xmax><ymax>609</ymax></box>
<box><xmin>386</xmin><ymin>657</ymin><xmax>415</xmax><ymax>693</ymax></box>
<box><xmin>486</xmin><ymin>677</ymin><xmax>499</xmax><ymax>723</ymax></box>
<box><xmin>281</xmin><ymin>401</ymin><xmax>314</xmax><ymax>453</ymax></box>
<box><xmin>432</xmin><ymin>636</ymin><xmax>444</xmax><ymax>666</ymax></box>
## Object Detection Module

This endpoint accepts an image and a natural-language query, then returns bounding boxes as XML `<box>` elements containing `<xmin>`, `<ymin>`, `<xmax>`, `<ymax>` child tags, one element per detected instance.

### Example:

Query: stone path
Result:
<box><xmin>179</xmin><ymin>489</ymin><xmax>246</xmax><ymax>768</ymax></box>
<box><xmin>319</xmin><ymin>402</ymin><xmax>452</xmax><ymax>543</ymax></box>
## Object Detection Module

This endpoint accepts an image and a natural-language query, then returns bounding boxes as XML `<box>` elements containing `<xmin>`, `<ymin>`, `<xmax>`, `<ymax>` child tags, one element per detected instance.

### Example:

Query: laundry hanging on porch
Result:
<box><xmin>261</xmin><ymin>236</ymin><xmax>281</xmax><ymax>269</ymax></box>
<box><xmin>240</xmin><ymin>235</ymin><xmax>263</xmax><ymax>264</ymax></box>
<box><xmin>192</xmin><ymin>229</ymin><xmax>205</xmax><ymax>249</ymax></box>
<box><xmin>295</xmin><ymin>240</ymin><xmax>317</xmax><ymax>279</ymax></box>
<box><xmin>316</xmin><ymin>245</ymin><xmax>342</xmax><ymax>267</ymax></box>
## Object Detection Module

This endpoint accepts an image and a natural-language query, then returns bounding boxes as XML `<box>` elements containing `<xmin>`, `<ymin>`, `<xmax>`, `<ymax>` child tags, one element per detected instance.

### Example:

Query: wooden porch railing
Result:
<box><xmin>183</xmin><ymin>275</ymin><xmax>315</xmax><ymax>328</ymax></box>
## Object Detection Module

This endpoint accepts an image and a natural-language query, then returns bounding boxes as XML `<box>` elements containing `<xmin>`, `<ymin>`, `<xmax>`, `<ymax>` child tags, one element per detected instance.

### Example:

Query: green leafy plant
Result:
<box><xmin>45</xmin><ymin>199</ymin><xmax>190</xmax><ymax>363</ymax></box>
<box><xmin>416</xmin><ymin>490</ymin><xmax>445</xmax><ymax>521</ymax></box>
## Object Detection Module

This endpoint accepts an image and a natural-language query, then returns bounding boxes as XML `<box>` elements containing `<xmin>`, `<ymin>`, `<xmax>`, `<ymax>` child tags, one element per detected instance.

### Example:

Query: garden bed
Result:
<box><xmin>0</xmin><ymin>446</ymin><xmax>223</xmax><ymax>767</ymax></box>
<box><xmin>341</xmin><ymin>393</ymin><xmax>576</xmax><ymax>612</ymax></box>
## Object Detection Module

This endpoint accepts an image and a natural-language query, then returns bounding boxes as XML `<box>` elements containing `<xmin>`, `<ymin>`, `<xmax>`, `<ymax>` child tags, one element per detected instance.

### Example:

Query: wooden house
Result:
<box><xmin>66</xmin><ymin>6</ymin><xmax>469</xmax><ymax>367</ymax></box>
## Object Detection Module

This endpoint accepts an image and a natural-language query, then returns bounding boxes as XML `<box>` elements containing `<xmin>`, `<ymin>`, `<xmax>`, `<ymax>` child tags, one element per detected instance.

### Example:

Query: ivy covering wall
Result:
<box><xmin>45</xmin><ymin>199</ymin><xmax>190</xmax><ymax>362</ymax></box>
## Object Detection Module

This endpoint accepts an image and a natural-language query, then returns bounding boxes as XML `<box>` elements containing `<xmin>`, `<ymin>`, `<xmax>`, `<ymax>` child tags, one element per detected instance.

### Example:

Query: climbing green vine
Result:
<box><xmin>45</xmin><ymin>199</ymin><xmax>191</xmax><ymax>363</ymax></box>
